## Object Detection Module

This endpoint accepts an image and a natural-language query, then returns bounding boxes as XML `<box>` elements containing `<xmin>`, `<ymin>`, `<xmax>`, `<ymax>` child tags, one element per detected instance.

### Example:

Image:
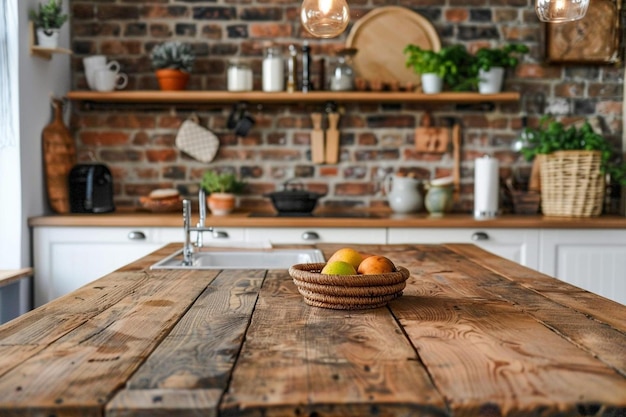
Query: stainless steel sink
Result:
<box><xmin>150</xmin><ymin>248</ymin><xmax>325</xmax><ymax>270</ymax></box>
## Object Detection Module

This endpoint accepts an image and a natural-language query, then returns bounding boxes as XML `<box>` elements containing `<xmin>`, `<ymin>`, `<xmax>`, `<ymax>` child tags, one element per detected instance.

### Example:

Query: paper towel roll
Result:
<box><xmin>474</xmin><ymin>156</ymin><xmax>499</xmax><ymax>219</ymax></box>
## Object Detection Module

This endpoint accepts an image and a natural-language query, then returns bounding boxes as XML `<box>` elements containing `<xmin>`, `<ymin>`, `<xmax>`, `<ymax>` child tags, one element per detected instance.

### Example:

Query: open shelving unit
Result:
<box><xmin>66</xmin><ymin>90</ymin><xmax>520</xmax><ymax>105</ymax></box>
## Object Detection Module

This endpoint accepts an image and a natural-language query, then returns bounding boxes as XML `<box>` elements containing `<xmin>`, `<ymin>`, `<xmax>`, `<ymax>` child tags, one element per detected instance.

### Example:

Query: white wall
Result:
<box><xmin>0</xmin><ymin>0</ymin><xmax>71</xmax><ymax>320</ymax></box>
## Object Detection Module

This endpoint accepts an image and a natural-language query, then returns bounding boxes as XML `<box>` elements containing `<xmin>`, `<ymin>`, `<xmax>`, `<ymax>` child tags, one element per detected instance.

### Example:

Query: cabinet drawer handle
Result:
<box><xmin>212</xmin><ymin>230</ymin><xmax>230</xmax><ymax>239</ymax></box>
<box><xmin>127</xmin><ymin>231</ymin><xmax>146</xmax><ymax>240</ymax></box>
<box><xmin>301</xmin><ymin>231</ymin><xmax>320</xmax><ymax>241</ymax></box>
<box><xmin>471</xmin><ymin>232</ymin><xmax>489</xmax><ymax>241</ymax></box>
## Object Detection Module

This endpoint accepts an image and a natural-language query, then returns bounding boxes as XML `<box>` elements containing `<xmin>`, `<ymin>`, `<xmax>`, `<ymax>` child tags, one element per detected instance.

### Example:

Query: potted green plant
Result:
<box><xmin>151</xmin><ymin>41</ymin><xmax>195</xmax><ymax>91</ymax></box>
<box><xmin>29</xmin><ymin>0</ymin><xmax>68</xmax><ymax>48</ymax></box>
<box><xmin>200</xmin><ymin>170</ymin><xmax>246</xmax><ymax>215</ymax></box>
<box><xmin>471</xmin><ymin>43</ymin><xmax>529</xmax><ymax>94</ymax></box>
<box><xmin>521</xmin><ymin>116</ymin><xmax>626</xmax><ymax>217</ymax></box>
<box><xmin>404</xmin><ymin>44</ymin><xmax>475</xmax><ymax>93</ymax></box>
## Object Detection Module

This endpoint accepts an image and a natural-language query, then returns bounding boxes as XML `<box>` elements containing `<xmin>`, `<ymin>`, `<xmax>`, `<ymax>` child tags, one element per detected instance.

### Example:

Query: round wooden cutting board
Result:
<box><xmin>346</xmin><ymin>6</ymin><xmax>441</xmax><ymax>87</ymax></box>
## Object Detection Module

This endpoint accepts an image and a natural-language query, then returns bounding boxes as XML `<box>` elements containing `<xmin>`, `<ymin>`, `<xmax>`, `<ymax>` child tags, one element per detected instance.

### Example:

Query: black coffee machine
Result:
<box><xmin>68</xmin><ymin>163</ymin><xmax>115</xmax><ymax>213</ymax></box>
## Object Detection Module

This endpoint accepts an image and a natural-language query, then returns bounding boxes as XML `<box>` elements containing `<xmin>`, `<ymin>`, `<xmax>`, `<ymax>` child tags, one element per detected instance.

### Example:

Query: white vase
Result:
<box><xmin>478</xmin><ymin>67</ymin><xmax>505</xmax><ymax>94</ymax></box>
<box><xmin>421</xmin><ymin>73</ymin><xmax>443</xmax><ymax>94</ymax></box>
<box><xmin>36</xmin><ymin>28</ymin><xmax>60</xmax><ymax>49</ymax></box>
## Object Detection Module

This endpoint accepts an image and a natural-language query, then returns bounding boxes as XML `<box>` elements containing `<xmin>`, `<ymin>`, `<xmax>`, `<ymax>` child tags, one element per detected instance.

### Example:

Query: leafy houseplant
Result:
<box><xmin>200</xmin><ymin>171</ymin><xmax>246</xmax><ymax>216</ymax></box>
<box><xmin>29</xmin><ymin>0</ymin><xmax>68</xmax><ymax>48</ymax></box>
<box><xmin>404</xmin><ymin>44</ymin><xmax>475</xmax><ymax>93</ymax></box>
<box><xmin>521</xmin><ymin>117</ymin><xmax>626</xmax><ymax>185</ymax></box>
<box><xmin>151</xmin><ymin>41</ymin><xmax>195</xmax><ymax>91</ymax></box>
<box><xmin>471</xmin><ymin>43</ymin><xmax>529</xmax><ymax>93</ymax></box>
<box><xmin>521</xmin><ymin>116</ymin><xmax>626</xmax><ymax>217</ymax></box>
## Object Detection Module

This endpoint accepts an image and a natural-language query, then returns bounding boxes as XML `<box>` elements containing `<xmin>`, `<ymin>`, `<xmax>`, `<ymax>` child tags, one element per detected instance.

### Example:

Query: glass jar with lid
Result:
<box><xmin>262</xmin><ymin>45</ymin><xmax>285</xmax><ymax>92</ymax></box>
<box><xmin>329</xmin><ymin>48</ymin><xmax>357</xmax><ymax>91</ymax></box>
<box><xmin>227</xmin><ymin>59</ymin><xmax>253</xmax><ymax>92</ymax></box>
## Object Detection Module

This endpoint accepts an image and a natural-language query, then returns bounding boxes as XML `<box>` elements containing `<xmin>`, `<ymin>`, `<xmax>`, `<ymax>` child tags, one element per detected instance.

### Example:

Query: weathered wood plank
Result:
<box><xmin>390</xmin><ymin>245</ymin><xmax>626</xmax><ymax>416</ymax></box>
<box><xmin>221</xmin><ymin>270</ymin><xmax>448</xmax><ymax>417</ymax></box>
<box><xmin>431</xmin><ymin>244</ymin><xmax>626</xmax><ymax>377</ymax></box>
<box><xmin>444</xmin><ymin>243</ymin><xmax>626</xmax><ymax>330</ymax></box>
<box><xmin>0</xmin><ymin>268</ymin><xmax>32</xmax><ymax>287</ymax></box>
<box><xmin>0</xmin><ymin>268</ymin><xmax>218</xmax><ymax>417</ymax></box>
<box><xmin>0</xmin><ymin>245</ymin><xmax>184</xmax><ymax>377</ymax></box>
<box><xmin>106</xmin><ymin>269</ymin><xmax>265</xmax><ymax>417</ymax></box>
<box><xmin>104</xmin><ymin>389</ymin><xmax>222</xmax><ymax>417</ymax></box>
<box><xmin>0</xmin><ymin>270</ymin><xmax>160</xmax><ymax>377</ymax></box>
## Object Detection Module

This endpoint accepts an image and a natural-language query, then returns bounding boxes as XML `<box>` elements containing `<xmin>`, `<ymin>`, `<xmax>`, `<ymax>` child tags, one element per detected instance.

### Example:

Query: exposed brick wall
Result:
<box><xmin>69</xmin><ymin>0</ymin><xmax>624</xmax><ymax>213</ymax></box>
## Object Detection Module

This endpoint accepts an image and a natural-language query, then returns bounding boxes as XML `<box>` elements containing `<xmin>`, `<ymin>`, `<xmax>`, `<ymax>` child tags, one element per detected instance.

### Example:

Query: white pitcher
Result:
<box><xmin>383</xmin><ymin>174</ymin><xmax>423</xmax><ymax>214</ymax></box>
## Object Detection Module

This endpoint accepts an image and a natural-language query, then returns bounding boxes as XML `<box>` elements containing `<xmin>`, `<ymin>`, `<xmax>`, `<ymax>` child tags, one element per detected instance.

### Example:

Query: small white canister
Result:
<box><xmin>227</xmin><ymin>59</ymin><xmax>253</xmax><ymax>92</ymax></box>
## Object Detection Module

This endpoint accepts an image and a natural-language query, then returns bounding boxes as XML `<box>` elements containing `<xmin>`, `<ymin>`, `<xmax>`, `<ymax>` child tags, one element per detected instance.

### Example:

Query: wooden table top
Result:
<box><xmin>0</xmin><ymin>243</ymin><xmax>624</xmax><ymax>416</ymax></box>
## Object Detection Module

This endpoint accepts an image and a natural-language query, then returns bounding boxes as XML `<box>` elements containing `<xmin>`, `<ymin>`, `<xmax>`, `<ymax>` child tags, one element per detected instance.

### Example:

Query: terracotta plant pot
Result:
<box><xmin>207</xmin><ymin>192</ymin><xmax>236</xmax><ymax>216</ymax></box>
<box><xmin>155</xmin><ymin>69</ymin><xmax>190</xmax><ymax>91</ymax></box>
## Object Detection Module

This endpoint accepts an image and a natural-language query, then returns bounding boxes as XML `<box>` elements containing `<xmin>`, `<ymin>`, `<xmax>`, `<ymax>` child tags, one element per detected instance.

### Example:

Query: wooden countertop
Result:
<box><xmin>28</xmin><ymin>211</ymin><xmax>626</xmax><ymax>229</ymax></box>
<box><xmin>0</xmin><ymin>243</ymin><xmax>624</xmax><ymax>416</ymax></box>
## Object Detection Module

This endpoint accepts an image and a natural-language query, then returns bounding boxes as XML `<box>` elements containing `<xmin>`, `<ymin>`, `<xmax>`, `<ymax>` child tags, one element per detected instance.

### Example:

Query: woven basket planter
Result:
<box><xmin>540</xmin><ymin>150</ymin><xmax>605</xmax><ymax>217</ymax></box>
<box><xmin>289</xmin><ymin>263</ymin><xmax>410</xmax><ymax>310</ymax></box>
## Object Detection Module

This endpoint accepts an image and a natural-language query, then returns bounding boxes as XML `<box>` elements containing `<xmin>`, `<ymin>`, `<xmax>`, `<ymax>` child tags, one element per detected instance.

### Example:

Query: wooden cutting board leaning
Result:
<box><xmin>325</xmin><ymin>112</ymin><xmax>340</xmax><ymax>164</ymax></box>
<box><xmin>310</xmin><ymin>112</ymin><xmax>325</xmax><ymax>164</ymax></box>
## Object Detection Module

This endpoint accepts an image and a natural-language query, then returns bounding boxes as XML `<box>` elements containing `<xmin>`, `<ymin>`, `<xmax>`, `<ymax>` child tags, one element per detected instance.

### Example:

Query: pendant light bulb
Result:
<box><xmin>535</xmin><ymin>0</ymin><xmax>589</xmax><ymax>22</ymax></box>
<box><xmin>300</xmin><ymin>0</ymin><xmax>350</xmax><ymax>39</ymax></box>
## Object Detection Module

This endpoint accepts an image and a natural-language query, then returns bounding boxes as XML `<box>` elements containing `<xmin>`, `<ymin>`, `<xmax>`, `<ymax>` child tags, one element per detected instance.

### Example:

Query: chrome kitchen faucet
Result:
<box><xmin>182</xmin><ymin>189</ymin><xmax>214</xmax><ymax>266</ymax></box>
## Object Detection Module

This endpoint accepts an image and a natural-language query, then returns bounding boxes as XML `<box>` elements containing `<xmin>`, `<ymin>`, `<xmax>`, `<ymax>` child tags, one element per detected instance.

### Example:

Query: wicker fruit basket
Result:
<box><xmin>540</xmin><ymin>150</ymin><xmax>605</xmax><ymax>217</ymax></box>
<box><xmin>289</xmin><ymin>263</ymin><xmax>411</xmax><ymax>310</ymax></box>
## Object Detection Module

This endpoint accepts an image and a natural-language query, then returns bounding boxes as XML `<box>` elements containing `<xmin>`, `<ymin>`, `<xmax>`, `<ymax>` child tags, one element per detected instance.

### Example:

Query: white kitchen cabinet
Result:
<box><xmin>387</xmin><ymin>228</ymin><xmax>540</xmax><ymax>269</ymax></box>
<box><xmin>539</xmin><ymin>230</ymin><xmax>626</xmax><ymax>305</ymax></box>
<box><xmin>245</xmin><ymin>227</ymin><xmax>387</xmax><ymax>244</ymax></box>
<box><xmin>32</xmin><ymin>226</ymin><xmax>245</xmax><ymax>307</ymax></box>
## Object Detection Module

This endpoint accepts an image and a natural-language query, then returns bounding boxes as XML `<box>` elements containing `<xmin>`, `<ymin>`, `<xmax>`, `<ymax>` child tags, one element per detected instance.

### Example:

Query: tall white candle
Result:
<box><xmin>474</xmin><ymin>155</ymin><xmax>499</xmax><ymax>219</ymax></box>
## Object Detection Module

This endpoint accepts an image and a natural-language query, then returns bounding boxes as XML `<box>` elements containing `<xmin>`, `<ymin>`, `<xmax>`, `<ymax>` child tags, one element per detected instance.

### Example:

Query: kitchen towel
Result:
<box><xmin>474</xmin><ymin>155</ymin><xmax>499</xmax><ymax>219</ymax></box>
<box><xmin>175</xmin><ymin>114</ymin><xmax>219</xmax><ymax>163</ymax></box>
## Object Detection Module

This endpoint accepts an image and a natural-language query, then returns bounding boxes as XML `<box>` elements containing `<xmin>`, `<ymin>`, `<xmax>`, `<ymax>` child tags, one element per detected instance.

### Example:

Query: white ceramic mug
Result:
<box><xmin>93</xmin><ymin>69</ymin><xmax>128</xmax><ymax>92</ymax></box>
<box><xmin>83</xmin><ymin>55</ymin><xmax>121</xmax><ymax>90</ymax></box>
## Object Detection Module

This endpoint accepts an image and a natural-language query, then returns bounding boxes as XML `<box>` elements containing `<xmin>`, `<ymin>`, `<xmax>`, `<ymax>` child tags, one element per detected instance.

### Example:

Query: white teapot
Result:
<box><xmin>383</xmin><ymin>174</ymin><xmax>423</xmax><ymax>214</ymax></box>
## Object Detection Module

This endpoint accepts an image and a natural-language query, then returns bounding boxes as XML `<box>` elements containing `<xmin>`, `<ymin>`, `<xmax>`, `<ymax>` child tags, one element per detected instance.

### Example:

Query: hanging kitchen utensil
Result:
<box><xmin>310</xmin><ymin>112</ymin><xmax>325</xmax><ymax>164</ymax></box>
<box><xmin>452</xmin><ymin>122</ymin><xmax>461</xmax><ymax>201</ymax></box>
<box><xmin>175</xmin><ymin>113</ymin><xmax>220</xmax><ymax>163</ymax></box>
<box><xmin>414</xmin><ymin>112</ymin><xmax>449</xmax><ymax>153</ymax></box>
<box><xmin>42</xmin><ymin>97</ymin><xmax>76</xmax><ymax>213</ymax></box>
<box><xmin>325</xmin><ymin>112</ymin><xmax>340</xmax><ymax>164</ymax></box>
<box><xmin>227</xmin><ymin>102</ymin><xmax>255</xmax><ymax>137</ymax></box>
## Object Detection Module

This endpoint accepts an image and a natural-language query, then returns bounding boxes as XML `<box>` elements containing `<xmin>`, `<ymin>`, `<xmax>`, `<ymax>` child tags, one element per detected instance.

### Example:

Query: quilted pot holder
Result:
<box><xmin>175</xmin><ymin>114</ymin><xmax>220</xmax><ymax>163</ymax></box>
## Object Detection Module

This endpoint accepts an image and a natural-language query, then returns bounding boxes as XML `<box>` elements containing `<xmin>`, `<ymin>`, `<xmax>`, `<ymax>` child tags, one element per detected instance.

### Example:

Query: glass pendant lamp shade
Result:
<box><xmin>300</xmin><ymin>0</ymin><xmax>350</xmax><ymax>38</ymax></box>
<box><xmin>535</xmin><ymin>0</ymin><xmax>590</xmax><ymax>22</ymax></box>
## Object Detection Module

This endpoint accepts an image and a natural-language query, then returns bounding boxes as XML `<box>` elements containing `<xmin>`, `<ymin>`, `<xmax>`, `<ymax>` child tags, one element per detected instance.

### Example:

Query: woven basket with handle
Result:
<box><xmin>540</xmin><ymin>150</ymin><xmax>605</xmax><ymax>217</ymax></box>
<box><xmin>289</xmin><ymin>263</ymin><xmax>410</xmax><ymax>310</ymax></box>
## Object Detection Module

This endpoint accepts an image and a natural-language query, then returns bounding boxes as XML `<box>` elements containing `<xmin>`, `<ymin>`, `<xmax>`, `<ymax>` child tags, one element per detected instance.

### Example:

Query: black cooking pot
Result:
<box><xmin>264</xmin><ymin>179</ymin><xmax>325</xmax><ymax>214</ymax></box>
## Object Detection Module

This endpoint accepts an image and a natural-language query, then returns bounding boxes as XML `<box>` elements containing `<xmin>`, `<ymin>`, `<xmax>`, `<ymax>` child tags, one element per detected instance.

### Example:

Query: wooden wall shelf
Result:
<box><xmin>66</xmin><ymin>90</ymin><xmax>520</xmax><ymax>105</ymax></box>
<box><xmin>29</xmin><ymin>22</ymin><xmax>72</xmax><ymax>60</ymax></box>
<box><xmin>31</xmin><ymin>46</ymin><xmax>72</xmax><ymax>60</ymax></box>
